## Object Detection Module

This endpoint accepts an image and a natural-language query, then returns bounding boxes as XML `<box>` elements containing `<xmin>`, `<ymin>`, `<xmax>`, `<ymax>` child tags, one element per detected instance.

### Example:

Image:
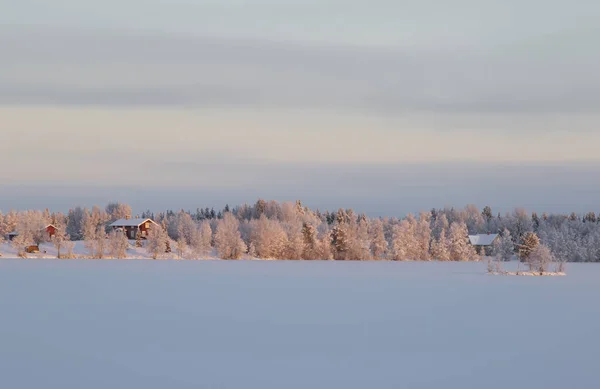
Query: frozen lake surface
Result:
<box><xmin>1</xmin><ymin>260</ymin><xmax>598</xmax><ymax>389</ymax></box>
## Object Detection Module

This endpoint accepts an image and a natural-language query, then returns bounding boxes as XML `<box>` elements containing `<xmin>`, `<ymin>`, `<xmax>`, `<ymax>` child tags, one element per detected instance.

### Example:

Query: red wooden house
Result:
<box><xmin>109</xmin><ymin>218</ymin><xmax>159</xmax><ymax>240</ymax></box>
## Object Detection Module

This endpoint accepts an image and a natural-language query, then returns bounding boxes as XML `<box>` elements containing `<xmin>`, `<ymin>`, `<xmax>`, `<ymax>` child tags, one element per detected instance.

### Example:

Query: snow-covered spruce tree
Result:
<box><xmin>66</xmin><ymin>207</ymin><xmax>86</xmax><ymax>241</ymax></box>
<box><xmin>448</xmin><ymin>221</ymin><xmax>478</xmax><ymax>261</ymax></box>
<box><xmin>331</xmin><ymin>223</ymin><xmax>351</xmax><ymax>260</ymax></box>
<box><xmin>518</xmin><ymin>232</ymin><xmax>540</xmax><ymax>262</ymax></box>
<box><xmin>108</xmin><ymin>230</ymin><xmax>129</xmax><ymax>259</ymax></box>
<box><xmin>482</xmin><ymin>206</ymin><xmax>494</xmax><ymax>224</ymax></box>
<box><xmin>493</xmin><ymin>229</ymin><xmax>514</xmax><ymax>261</ymax></box>
<box><xmin>146</xmin><ymin>224</ymin><xmax>168</xmax><ymax>260</ymax></box>
<box><xmin>509</xmin><ymin>208</ymin><xmax>533</xmax><ymax>241</ymax></box>
<box><xmin>214</xmin><ymin>213</ymin><xmax>247</xmax><ymax>260</ymax></box>
<box><xmin>369</xmin><ymin>219</ymin><xmax>388</xmax><ymax>260</ymax></box>
<box><xmin>301</xmin><ymin>222</ymin><xmax>319</xmax><ymax>260</ymax></box>
<box><xmin>431</xmin><ymin>213</ymin><xmax>449</xmax><ymax>242</ymax></box>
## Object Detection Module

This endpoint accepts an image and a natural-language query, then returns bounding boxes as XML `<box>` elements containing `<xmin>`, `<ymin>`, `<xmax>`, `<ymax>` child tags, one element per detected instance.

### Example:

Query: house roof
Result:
<box><xmin>110</xmin><ymin>218</ymin><xmax>158</xmax><ymax>227</ymax></box>
<box><xmin>468</xmin><ymin>234</ymin><xmax>499</xmax><ymax>246</ymax></box>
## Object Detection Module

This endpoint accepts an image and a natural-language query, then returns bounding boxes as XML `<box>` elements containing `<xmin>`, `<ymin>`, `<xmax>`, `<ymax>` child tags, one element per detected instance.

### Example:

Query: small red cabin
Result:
<box><xmin>7</xmin><ymin>224</ymin><xmax>57</xmax><ymax>241</ymax></box>
<box><xmin>44</xmin><ymin>224</ymin><xmax>57</xmax><ymax>239</ymax></box>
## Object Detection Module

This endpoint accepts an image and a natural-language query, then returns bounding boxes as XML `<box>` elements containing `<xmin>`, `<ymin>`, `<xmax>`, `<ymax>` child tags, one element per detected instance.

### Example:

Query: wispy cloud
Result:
<box><xmin>1</xmin><ymin>27</ymin><xmax>598</xmax><ymax>114</ymax></box>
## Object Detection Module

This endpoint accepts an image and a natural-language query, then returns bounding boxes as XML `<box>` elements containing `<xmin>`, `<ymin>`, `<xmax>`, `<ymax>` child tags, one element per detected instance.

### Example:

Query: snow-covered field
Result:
<box><xmin>0</xmin><ymin>259</ymin><xmax>598</xmax><ymax>389</ymax></box>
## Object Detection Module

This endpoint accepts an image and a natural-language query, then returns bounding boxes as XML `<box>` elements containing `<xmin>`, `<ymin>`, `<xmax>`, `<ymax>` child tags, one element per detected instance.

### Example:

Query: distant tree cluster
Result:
<box><xmin>1</xmin><ymin>201</ymin><xmax>600</xmax><ymax>262</ymax></box>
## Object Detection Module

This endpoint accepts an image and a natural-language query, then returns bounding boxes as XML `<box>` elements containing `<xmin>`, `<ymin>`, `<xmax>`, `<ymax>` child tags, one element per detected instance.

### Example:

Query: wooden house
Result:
<box><xmin>109</xmin><ymin>218</ymin><xmax>159</xmax><ymax>240</ymax></box>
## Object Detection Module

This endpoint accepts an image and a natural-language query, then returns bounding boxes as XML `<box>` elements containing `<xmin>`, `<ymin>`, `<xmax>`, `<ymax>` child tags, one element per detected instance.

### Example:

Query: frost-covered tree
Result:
<box><xmin>52</xmin><ymin>221</ymin><xmax>71</xmax><ymax>259</ymax></box>
<box><xmin>415</xmin><ymin>212</ymin><xmax>432</xmax><ymax>261</ymax></box>
<box><xmin>482</xmin><ymin>206</ymin><xmax>493</xmax><ymax>223</ymax></box>
<box><xmin>493</xmin><ymin>229</ymin><xmax>514</xmax><ymax>261</ymax></box>
<box><xmin>431</xmin><ymin>228</ymin><xmax>450</xmax><ymax>261</ymax></box>
<box><xmin>248</xmin><ymin>215</ymin><xmax>287</xmax><ymax>259</ymax></box>
<box><xmin>331</xmin><ymin>223</ymin><xmax>351</xmax><ymax>260</ymax></box>
<box><xmin>509</xmin><ymin>208</ymin><xmax>533</xmax><ymax>241</ymax></box>
<box><xmin>82</xmin><ymin>206</ymin><xmax>109</xmax><ymax>243</ymax></box>
<box><xmin>146</xmin><ymin>224</ymin><xmax>169</xmax><ymax>259</ymax></box>
<box><xmin>464</xmin><ymin>204</ymin><xmax>485</xmax><ymax>233</ymax></box>
<box><xmin>175</xmin><ymin>236</ymin><xmax>187</xmax><ymax>259</ymax></box>
<box><xmin>369</xmin><ymin>219</ymin><xmax>388</xmax><ymax>260</ymax></box>
<box><xmin>583</xmin><ymin>212</ymin><xmax>597</xmax><ymax>223</ymax></box>
<box><xmin>527</xmin><ymin>244</ymin><xmax>554</xmax><ymax>273</ymax></box>
<box><xmin>108</xmin><ymin>230</ymin><xmax>129</xmax><ymax>259</ymax></box>
<box><xmin>16</xmin><ymin>211</ymin><xmax>48</xmax><ymax>245</ymax></box>
<box><xmin>282</xmin><ymin>220</ymin><xmax>304</xmax><ymax>260</ymax></box>
<box><xmin>390</xmin><ymin>219</ymin><xmax>413</xmax><ymax>260</ymax></box>
<box><xmin>214</xmin><ymin>213</ymin><xmax>247</xmax><ymax>260</ymax></box>
<box><xmin>12</xmin><ymin>233</ymin><xmax>31</xmax><ymax>258</ymax></box>
<box><xmin>66</xmin><ymin>207</ymin><xmax>86</xmax><ymax>241</ymax></box>
<box><xmin>448</xmin><ymin>222</ymin><xmax>478</xmax><ymax>261</ymax></box>
<box><xmin>106</xmin><ymin>202</ymin><xmax>132</xmax><ymax>223</ymax></box>
<box><xmin>84</xmin><ymin>226</ymin><xmax>107</xmax><ymax>259</ymax></box>
<box><xmin>518</xmin><ymin>232</ymin><xmax>540</xmax><ymax>261</ymax></box>
<box><xmin>346</xmin><ymin>218</ymin><xmax>371</xmax><ymax>260</ymax></box>
<box><xmin>301</xmin><ymin>222</ymin><xmax>316</xmax><ymax>255</ymax></box>
<box><xmin>431</xmin><ymin>214</ymin><xmax>449</xmax><ymax>241</ymax></box>
<box><xmin>196</xmin><ymin>220</ymin><xmax>213</xmax><ymax>256</ymax></box>
<box><xmin>0</xmin><ymin>211</ymin><xmax>6</xmax><ymax>238</ymax></box>
<box><xmin>301</xmin><ymin>222</ymin><xmax>321</xmax><ymax>260</ymax></box>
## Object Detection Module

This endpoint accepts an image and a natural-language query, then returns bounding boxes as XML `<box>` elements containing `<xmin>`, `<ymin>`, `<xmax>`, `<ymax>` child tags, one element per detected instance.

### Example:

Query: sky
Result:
<box><xmin>1</xmin><ymin>0</ymin><xmax>599</xmax><ymax>215</ymax></box>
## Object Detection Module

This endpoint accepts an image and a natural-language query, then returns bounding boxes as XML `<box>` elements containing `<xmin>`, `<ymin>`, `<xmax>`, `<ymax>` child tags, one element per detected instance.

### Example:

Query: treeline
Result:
<box><xmin>1</xmin><ymin>201</ymin><xmax>600</xmax><ymax>262</ymax></box>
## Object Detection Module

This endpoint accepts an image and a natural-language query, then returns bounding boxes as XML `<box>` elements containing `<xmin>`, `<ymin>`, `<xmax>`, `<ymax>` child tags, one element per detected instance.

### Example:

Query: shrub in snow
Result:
<box><xmin>527</xmin><ymin>245</ymin><xmax>552</xmax><ymax>273</ymax></box>
<box><xmin>62</xmin><ymin>241</ymin><xmax>76</xmax><ymax>259</ymax></box>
